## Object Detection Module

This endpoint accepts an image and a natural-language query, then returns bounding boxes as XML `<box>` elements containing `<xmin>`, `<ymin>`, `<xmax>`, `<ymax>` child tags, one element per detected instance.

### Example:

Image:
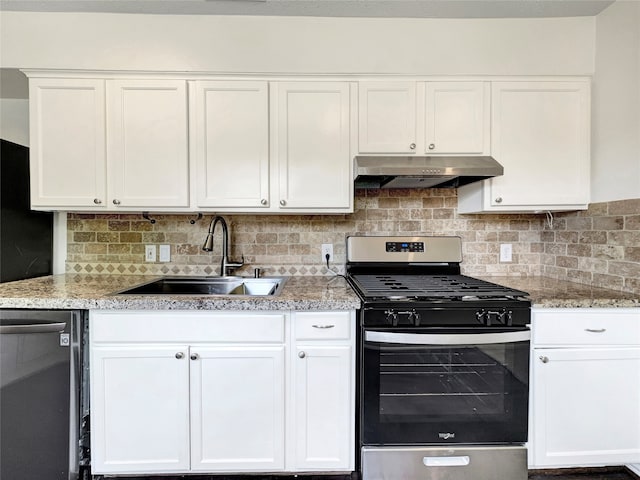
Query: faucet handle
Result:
<box><xmin>226</xmin><ymin>255</ymin><xmax>245</xmax><ymax>272</ymax></box>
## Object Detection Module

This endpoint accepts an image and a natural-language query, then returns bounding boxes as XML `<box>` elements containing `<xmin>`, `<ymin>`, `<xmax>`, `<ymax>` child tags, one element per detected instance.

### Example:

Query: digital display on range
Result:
<box><xmin>386</xmin><ymin>242</ymin><xmax>424</xmax><ymax>253</ymax></box>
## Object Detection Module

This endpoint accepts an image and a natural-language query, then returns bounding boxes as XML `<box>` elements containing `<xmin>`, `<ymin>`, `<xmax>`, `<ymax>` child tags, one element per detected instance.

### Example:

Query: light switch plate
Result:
<box><xmin>159</xmin><ymin>244</ymin><xmax>171</xmax><ymax>262</ymax></box>
<box><xmin>500</xmin><ymin>243</ymin><xmax>513</xmax><ymax>262</ymax></box>
<box><xmin>145</xmin><ymin>245</ymin><xmax>156</xmax><ymax>262</ymax></box>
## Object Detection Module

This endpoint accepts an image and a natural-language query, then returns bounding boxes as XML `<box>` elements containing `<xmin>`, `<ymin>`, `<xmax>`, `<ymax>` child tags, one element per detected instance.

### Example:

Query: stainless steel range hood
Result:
<box><xmin>354</xmin><ymin>155</ymin><xmax>503</xmax><ymax>189</ymax></box>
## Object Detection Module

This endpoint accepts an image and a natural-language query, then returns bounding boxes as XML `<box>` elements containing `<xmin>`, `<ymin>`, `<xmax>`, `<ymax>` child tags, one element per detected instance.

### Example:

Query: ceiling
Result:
<box><xmin>0</xmin><ymin>0</ymin><xmax>617</xmax><ymax>18</ymax></box>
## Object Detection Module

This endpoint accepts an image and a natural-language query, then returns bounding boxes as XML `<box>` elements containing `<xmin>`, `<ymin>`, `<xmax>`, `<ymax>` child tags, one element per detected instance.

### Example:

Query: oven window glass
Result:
<box><xmin>362</xmin><ymin>331</ymin><xmax>529</xmax><ymax>445</ymax></box>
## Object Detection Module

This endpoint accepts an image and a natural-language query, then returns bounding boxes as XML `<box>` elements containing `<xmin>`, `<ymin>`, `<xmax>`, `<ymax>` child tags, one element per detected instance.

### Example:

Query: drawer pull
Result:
<box><xmin>539</xmin><ymin>356</ymin><xmax>549</xmax><ymax>363</ymax></box>
<box><xmin>312</xmin><ymin>324</ymin><xmax>335</xmax><ymax>329</ymax></box>
<box><xmin>585</xmin><ymin>328</ymin><xmax>606</xmax><ymax>333</ymax></box>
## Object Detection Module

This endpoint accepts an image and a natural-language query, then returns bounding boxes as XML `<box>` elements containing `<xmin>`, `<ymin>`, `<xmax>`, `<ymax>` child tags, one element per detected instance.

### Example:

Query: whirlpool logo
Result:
<box><xmin>439</xmin><ymin>432</ymin><xmax>455</xmax><ymax>440</ymax></box>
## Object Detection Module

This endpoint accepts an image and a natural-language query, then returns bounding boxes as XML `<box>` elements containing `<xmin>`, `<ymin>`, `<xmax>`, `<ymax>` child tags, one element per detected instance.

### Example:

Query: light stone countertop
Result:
<box><xmin>482</xmin><ymin>276</ymin><xmax>639</xmax><ymax>309</ymax></box>
<box><xmin>0</xmin><ymin>274</ymin><xmax>361</xmax><ymax>311</ymax></box>
<box><xmin>0</xmin><ymin>274</ymin><xmax>637</xmax><ymax>311</ymax></box>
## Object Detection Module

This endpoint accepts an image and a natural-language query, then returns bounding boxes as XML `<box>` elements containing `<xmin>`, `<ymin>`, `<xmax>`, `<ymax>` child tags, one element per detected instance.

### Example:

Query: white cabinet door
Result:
<box><xmin>107</xmin><ymin>79</ymin><xmax>189</xmax><ymax>208</ymax></box>
<box><xmin>292</xmin><ymin>345</ymin><xmax>353</xmax><ymax>470</ymax></box>
<box><xmin>190</xmin><ymin>345</ymin><xmax>286</xmax><ymax>472</ymax></box>
<box><xmin>358</xmin><ymin>81</ymin><xmax>417</xmax><ymax>154</ymax></box>
<box><xmin>273</xmin><ymin>82</ymin><xmax>352</xmax><ymax>211</ymax></box>
<box><xmin>458</xmin><ymin>81</ymin><xmax>590</xmax><ymax>213</ymax></box>
<box><xmin>91</xmin><ymin>345</ymin><xmax>191</xmax><ymax>475</ymax></box>
<box><xmin>193</xmin><ymin>81</ymin><xmax>270</xmax><ymax>209</ymax></box>
<box><xmin>424</xmin><ymin>81</ymin><xmax>489</xmax><ymax>155</ymax></box>
<box><xmin>532</xmin><ymin>347</ymin><xmax>640</xmax><ymax>467</ymax></box>
<box><xmin>29</xmin><ymin>78</ymin><xmax>107</xmax><ymax>208</ymax></box>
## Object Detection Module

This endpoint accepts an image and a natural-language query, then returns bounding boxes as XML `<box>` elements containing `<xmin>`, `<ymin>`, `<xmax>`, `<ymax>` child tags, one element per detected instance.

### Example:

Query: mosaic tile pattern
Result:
<box><xmin>66</xmin><ymin>189</ymin><xmax>545</xmax><ymax>278</ymax></box>
<box><xmin>65</xmin><ymin>190</ymin><xmax>640</xmax><ymax>295</ymax></box>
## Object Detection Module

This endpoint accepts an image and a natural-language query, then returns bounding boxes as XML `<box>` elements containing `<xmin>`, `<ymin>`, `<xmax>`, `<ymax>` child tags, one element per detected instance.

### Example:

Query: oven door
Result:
<box><xmin>361</xmin><ymin>328</ymin><xmax>530</xmax><ymax>445</ymax></box>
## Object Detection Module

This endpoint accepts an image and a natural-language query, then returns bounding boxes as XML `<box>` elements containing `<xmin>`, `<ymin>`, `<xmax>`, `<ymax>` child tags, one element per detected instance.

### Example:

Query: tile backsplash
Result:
<box><xmin>66</xmin><ymin>191</ymin><xmax>640</xmax><ymax>295</ymax></box>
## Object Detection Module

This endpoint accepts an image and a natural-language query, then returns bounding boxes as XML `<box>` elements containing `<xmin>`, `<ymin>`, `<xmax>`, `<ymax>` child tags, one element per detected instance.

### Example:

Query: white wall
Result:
<box><xmin>0</xmin><ymin>12</ymin><xmax>595</xmax><ymax>75</ymax></box>
<box><xmin>0</xmin><ymin>98</ymin><xmax>29</xmax><ymax>146</ymax></box>
<box><xmin>592</xmin><ymin>0</ymin><xmax>640</xmax><ymax>202</ymax></box>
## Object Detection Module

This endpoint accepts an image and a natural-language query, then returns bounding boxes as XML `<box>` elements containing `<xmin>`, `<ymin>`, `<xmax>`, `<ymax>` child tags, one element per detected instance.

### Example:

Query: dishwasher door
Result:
<box><xmin>0</xmin><ymin>309</ymin><xmax>80</xmax><ymax>480</ymax></box>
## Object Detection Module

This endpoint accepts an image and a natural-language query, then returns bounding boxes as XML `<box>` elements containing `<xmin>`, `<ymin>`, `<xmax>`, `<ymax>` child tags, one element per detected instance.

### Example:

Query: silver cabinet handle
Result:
<box><xmin>93</xmin><ymin>198</ymin><xmax>102</xmax><ymax>205</ymax></box>
<box><xmin>279</xmin><ymin>199</ymin><xmax>286</xmax><ymax>206</ymax></box>
<box><xmin>261</xmin><ymin>199</ymin><xmax>268</xmax><ymax>205</ymax></box>
<box><xmin>495</xmin><ymin>197</ymin><xmax>503</xmax><ymax>204</ymax></box>
<box><xmin>312</xmin><ymin>324</ymin><xmax>335</xmax><ymax>329</ymax></box>
<box><xmin>539</xmin><ymin>356</ymin><xmax>549</xmax><ymax>363</ymax></box>
<box><xmin>428</xmin><ymin>143</ymin><xmax>435</xmax><ymax>150</ymax></box>
<box><xmin>175</xmin><ymin>352</ymin><xmax>184</xmax><ymax>359</ymax></box>
<box><xmin>365</xmin><ymin>330</ymin><xmax>530</xmax><ymax>345</ymax></box>
<box><xmin>298</xmin><ymin>351</ymin><xmax>306</xmax><ymax>358</ymax></box>
<box><xmin>409</xmin><ymin>143</ymin><xmax>416</xmax><ymax>150</ymax></box>
<box><xmin>190</xmin><ymin>353</ymin><xmax>199</xmax><ymax>360</ymax></box>
<box><xmin>585</xmin><ymin>328</ymin><xmax>606</xmax><ymax>333</ymax></box>
<box><xmin>112</xmin><ymin>199</ymin><xmax>121</xmax><ymax>205</ymax></box>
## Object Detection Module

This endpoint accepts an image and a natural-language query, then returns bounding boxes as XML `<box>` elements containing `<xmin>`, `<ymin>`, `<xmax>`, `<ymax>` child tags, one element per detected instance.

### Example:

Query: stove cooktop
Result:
<box><xmin>349</xmin><ymin>274</ymin><xmax>529</xmax><ymax>302</ymax></box>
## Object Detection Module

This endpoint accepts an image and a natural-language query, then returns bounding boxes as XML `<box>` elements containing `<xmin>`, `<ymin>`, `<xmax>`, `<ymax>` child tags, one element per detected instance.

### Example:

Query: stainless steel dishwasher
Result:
<box><xmin>0</xmin><ymin>309</ymin><xmax>81</xmax><ymax>480</ymax></box>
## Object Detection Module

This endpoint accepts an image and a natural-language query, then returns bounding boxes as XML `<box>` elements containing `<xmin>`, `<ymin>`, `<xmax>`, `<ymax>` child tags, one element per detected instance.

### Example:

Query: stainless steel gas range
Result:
<box><xmin>346</xmin><ymin>235</ymin><xmax>531</xmax><ymax>480</ymax></box>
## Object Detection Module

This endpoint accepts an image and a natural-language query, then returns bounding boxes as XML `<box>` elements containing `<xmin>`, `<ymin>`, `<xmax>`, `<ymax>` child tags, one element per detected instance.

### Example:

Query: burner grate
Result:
<box><xmin>351</xmin><ymin>274</ymin><xmax>528</xmax><ymax>300</ymax></box>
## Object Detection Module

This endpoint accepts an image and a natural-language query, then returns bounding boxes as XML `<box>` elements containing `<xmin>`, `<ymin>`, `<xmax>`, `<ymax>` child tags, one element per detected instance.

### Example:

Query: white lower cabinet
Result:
<box><xmin>530</xmin><ymin>308</ymin><xmax>640</xmax><ymax>468</ymax></box>
<box><xmin>90</xmin><ymin>309</ymin><xmax>354</xmax><ymax>476</ymax></box>
<box><xmin>291</xmin><ymin>311</ymin><xmax>355</xmax><ymax>471</ymax></box>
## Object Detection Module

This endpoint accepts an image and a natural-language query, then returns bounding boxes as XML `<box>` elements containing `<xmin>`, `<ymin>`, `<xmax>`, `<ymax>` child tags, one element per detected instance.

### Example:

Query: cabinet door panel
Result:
<box><xmin>275</xmin><ymin>82</ymin><xmax>351</xmax><ymax>210</ymax></box>
<box><xmin>425</xmin><ymin>82</ymin><xmax>489</xmax><ymax>155</ymax></box>
<box><xmin>490</xmin><ymin>82</ymin><xmax>590</xmax><ymax>207</ymax></box>
<box><xmin>90</xmin><ymin>345</ymin><xmax>191</xmax><ymax>474</ymax></box>
<box><xmin>293</xmin><ymin>345</ymin><xmax>353</xmax><ymax>470</ymax></box>
<box><xmin>194</xmin><ymin>81</ymin><xmax>269</xmax><ymax>208</ymax></box>
<box><xmin>358</xmin><ymin>81</ymin><xmax>416</xmax><ymax>153</ymax></box>
<box><xmin>533</xmin><ymin>347</ymin><xmax>640</xmax><ymax>467</ymax></box>
<box><xmin>190</xmin><ymin>346</ymin><xmax>285</xmax><ymax>471</ymax></box>
<box><xmin>108</xmin><ymin>79</ymin><xmax>189</xmax><ymax>208</ymax></box>
<box><xmin>29</xmin><ymin>78</ymin><xmax>106</xmax><ymax>208</ymax></box>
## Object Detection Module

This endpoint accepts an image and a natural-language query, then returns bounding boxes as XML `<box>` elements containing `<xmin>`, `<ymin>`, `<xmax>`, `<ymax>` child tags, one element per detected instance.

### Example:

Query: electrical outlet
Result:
<box><xmin>145</xmin><ymin>245</ymin><xmax>157</xmax><ymax>262</ymax></box>
<box><xmin>321</xmin><ymin>243</ymin><xmax>334</xmax><ymax>263</ymax></box>
<box><xmin>159</xmin><ymin>244</ymin><xmax>171</xmax><ymax>262</ymax></box>
<box><xmin>500</xmin><ymin>243</ymin><xmax>513</xmax><ymax>262</ymax></box>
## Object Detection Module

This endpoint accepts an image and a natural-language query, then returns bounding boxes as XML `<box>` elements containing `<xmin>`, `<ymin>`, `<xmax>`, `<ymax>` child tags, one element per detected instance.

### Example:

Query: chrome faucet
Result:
<box><xmin>202</xmin><ymin>216</ymin><xmax>244</xmax><ymax>276</ymax></box>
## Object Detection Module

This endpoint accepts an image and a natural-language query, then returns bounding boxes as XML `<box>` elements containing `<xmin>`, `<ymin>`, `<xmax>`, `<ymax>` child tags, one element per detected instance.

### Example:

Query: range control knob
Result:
<box><xmin>475</xmin><ymin>309</ymin><xmax>487</xmax><ymax>324</ymax></box>
<box><xmin>385</xmin><ymin>310</ymin><xmax>399</xmax><ymax>326</ymax></box>
<box><xmin>407</xmin><ymin>310</ymin><xmax>422</xmax><ymax>326</ymax></box>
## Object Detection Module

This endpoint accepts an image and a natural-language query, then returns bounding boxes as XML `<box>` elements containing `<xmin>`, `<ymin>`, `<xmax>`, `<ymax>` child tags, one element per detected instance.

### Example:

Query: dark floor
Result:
<box><xmin>100</xmin><ymin>467</ymin><xmax>639</xmax><ymax>480</ymax></box>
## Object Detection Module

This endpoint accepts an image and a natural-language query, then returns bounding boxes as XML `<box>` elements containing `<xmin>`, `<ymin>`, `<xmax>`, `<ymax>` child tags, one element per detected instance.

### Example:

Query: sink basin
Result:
<box><xmin>114</xmin><ymin>276</ymin><xmax>287</xmax><ymax>297</ymax></box>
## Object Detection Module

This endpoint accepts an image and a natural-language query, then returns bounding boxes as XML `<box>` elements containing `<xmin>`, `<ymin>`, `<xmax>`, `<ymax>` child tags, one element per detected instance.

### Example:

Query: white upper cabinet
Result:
<box><xmin>358</xmin><ymin>81</ymin><xmax>489</xmax><ymax>156</ymax></box>
<box><xmin>424</xmin><ymin>81</ymin><xmax>490</xmax><ymax>155</ymax></box>
<box><xmin>29</xmin><ymin>78</ymin><xmax>107</xmax><ymax>208</ymax></box>
<box><xmin>358</xmin><ymin>81</ymin><xmax>417</xmax><ymax>154</ymax></box>
<box><xmin>192</xmin><ymin>81</ymin><xmax>270</xmax><ymax>209</ymax></box>
<box><xmin>273</xmin><ymin>82</ymin><xmax>353</xmax><ymax>212</ymax></box>
<box><xmin>458</xmin><ymin>80</ymin><xmax>590</xmax><ymax>213</ymax></box>
<box><xmin>28</xmin><ymin>75</ymin><xmax>190</xmax><ymax>211</ymax></box>
<box><xmin>108</xmin><ymin>79</ymin><xmax>189</xmax><ymax>208</ymax></box>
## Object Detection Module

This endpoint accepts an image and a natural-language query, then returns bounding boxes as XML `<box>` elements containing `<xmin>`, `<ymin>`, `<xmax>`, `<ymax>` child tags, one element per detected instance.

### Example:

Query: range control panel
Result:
<box><xmin>386</xmin><ymin>242</ymin><xmax>425</xmax><ymax>253</ymax></box>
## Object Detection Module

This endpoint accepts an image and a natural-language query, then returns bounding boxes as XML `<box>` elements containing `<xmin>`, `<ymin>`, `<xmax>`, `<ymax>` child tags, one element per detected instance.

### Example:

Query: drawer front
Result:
<box><xmin>533</xmin><ymin>309</ymin><xmax>640</xmax><ymax>346</ymax></box>
<box><xmin>91</xmin><ymin>310</ymin><xmax>286</xmax><ymax>343</ymax></box>
<box><xmin>294</xmin><ymin>311</ymin><xmax>352</xmax><ymax>341</ymax></box>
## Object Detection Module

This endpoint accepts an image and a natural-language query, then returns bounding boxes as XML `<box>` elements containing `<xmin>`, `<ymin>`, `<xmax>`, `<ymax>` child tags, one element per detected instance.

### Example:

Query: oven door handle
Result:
<box><xmin>364</xmin><ymin>330</ymin><xmax>530</xmax><ymax>345</ymax></box>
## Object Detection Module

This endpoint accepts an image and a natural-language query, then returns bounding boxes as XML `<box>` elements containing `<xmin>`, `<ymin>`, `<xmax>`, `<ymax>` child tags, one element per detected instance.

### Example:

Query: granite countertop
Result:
<box><xmin>0</xmin><ymin>274</ymin><xmax>361</xmax><ymax>311</ymax></box>
<box><xmin>0</xmin><ymin>274</ymin><xmax>637</xmax><ymax>311</ymax></box>
<box><xmin>483</xmin><ymin>276</ymin><xmax>639</xmax><ymax>308</ymax></box>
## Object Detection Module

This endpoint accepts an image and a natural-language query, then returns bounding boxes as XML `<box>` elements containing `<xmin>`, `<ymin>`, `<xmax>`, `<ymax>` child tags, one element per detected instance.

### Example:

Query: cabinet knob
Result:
<box><xmin>495</xmin><ymin>197</ymin><xmax>503</xmax><ymax>204</ymax></box>
<box><xmin>539</xmin><ymin>356</ymin><xmax>549</xmax><ymax>363</ymax></box>
<box><xmin>93</xmin><ymin>198</ymin><xmax>102</xmax><ymax>205</ymax></box>
<box><xmin>298</xmin><ymin>351</ymin><xmax>306</xmax><ymax>359</ymax></box>
<box><xmin>261</xmin><ymin>199</ymin><xmax>268</xmax><ymax>205</ymax></box>
<box><xmin>190</xmin><ymin>353</ymin><xmax>199</xmax><ymax>361</ymax></box>
<box><xmin>280</xmin><ymin>199</ymin><xmax>286</xmax><ymax>206</ymax></box>
<box><xmin>409</xmin><ymin>143</ymin><xmax>416</xmax><ymax>150</ymax></box>
<box><xmin>175</xmin><ymin>352</ymin><xmax>184</xmax><ymax>359</ymax></box>
<box><xmin>112</xmin><ymin>199</ymin><xmax>121</xmax><ymax>205</ymax></box>
<box><xmin>428</xmin><ymin>143</ymin><xmax>435</xmax><ymax>150</ymax></box>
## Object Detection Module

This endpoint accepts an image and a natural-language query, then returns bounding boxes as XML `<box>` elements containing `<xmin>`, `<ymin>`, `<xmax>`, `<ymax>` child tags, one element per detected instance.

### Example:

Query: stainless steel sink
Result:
<box><xmin>114</xmin><ymin>276</ymin><xmax>287</xmax><ymax>297</ymax></box>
